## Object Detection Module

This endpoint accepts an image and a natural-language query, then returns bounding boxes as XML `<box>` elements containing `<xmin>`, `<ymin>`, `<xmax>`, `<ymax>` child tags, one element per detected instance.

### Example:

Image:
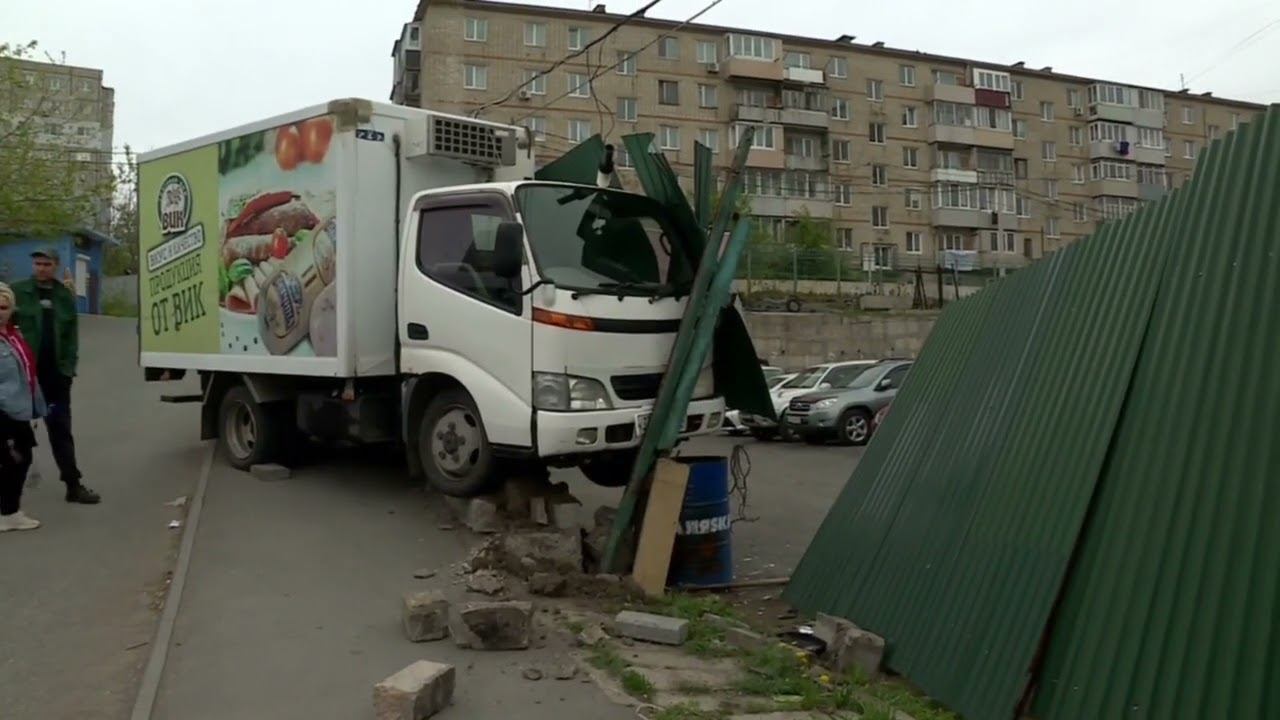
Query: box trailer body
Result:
<box><xmin>139</xmin><ymin>99</ymin><xmax>723</xmax><ymax>494</ymax></box>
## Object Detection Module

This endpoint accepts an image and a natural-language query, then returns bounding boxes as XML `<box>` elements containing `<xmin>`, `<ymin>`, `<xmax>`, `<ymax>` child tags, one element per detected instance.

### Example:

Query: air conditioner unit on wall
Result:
<box><xmin>705</xmin><ymin>62</ymin><xmax>719</xmax><ymax>73</ymax></box>
<box><xmin>1073</xmin><ymin>107</ymin><xmax>1083</xmax><ymax>116</ymax></box>
<box><xmin>518</xmin><ymin>89</ymin><xmax>530</xmax><ymax>101</ymax></box>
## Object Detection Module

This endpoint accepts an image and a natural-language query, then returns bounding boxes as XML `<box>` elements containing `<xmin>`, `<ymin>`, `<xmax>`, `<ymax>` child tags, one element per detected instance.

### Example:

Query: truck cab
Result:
<box><xmin>399</xmin><ymin>180</ymin><xmax>722</xmax><ymax>495</ymax></box>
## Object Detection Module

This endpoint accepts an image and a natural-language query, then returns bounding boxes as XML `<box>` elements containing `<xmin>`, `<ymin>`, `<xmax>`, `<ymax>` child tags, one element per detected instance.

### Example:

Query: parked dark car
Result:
<box><xmin>781</xmin><ymin>361</ymin><xmax>912</xmax><ymax>445</ymax></box>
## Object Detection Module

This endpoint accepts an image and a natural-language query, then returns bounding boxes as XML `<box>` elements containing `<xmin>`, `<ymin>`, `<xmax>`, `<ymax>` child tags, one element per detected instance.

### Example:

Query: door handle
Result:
<box><xmin>406</xmin><ymin>323</ymin><xmax>429</xmax><ymax>340</ymax></box>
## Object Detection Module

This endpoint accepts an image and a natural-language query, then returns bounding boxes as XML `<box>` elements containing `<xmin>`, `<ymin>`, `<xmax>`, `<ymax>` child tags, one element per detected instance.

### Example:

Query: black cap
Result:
<box><xmin>31</xmin><ymin>246</ymin><xmax>60</xmax><ymax>262</ymax></box>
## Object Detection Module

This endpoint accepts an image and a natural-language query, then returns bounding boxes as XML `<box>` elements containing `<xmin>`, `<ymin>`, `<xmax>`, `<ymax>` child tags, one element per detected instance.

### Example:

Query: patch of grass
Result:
<box><xmin>733</xmin><ymin>644</ymin><xmax>864</xmax><ymax>713</ymax></box>
<box><xmin>861</xmin><ymin>705</ymin><xmax>896</xmax><ymax>720</ymax></box>
<box><xmin>651</xmin><ymin>703</ymin><xmax>728</xmax><ymax>720</ymax></box>
<box><xmin>863</xmin><ymin>679</ymin><xmax>958</xmax><ymax>720</ymax></box>
<box><xmin>587</xmin><ymin>643</ymin><xmax>628</xmax><ymax>676</ymax></box>
<box><xmin>673</xmin><ymin>680</ymin><xmax>714</xmax><ymax>695</ymax></box>
<box><xmin>620</xmin><ymin>669</ymin><xmax>655</xmax><ymax>701</ymax></box>
<box><xmin>564</xmin><ymin>619</ymin><xmax>585</xmax><ymax>634</ymax></box>
<box><xmin>637</xmin><ymin>593</ymin><xmax>740</xmax><ymax>659</ymax></box>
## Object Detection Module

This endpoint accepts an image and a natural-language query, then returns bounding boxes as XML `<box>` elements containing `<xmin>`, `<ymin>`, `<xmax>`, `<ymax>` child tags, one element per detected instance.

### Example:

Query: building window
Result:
<box><xmin>906</xmin><ymin>231</ymin><xmax>922</xmax><ymax>253</ymax></box>
<box><xmin>869</xmin><ymin>122</ymin><xmax>886</xmax><ymax>144</ymax></box>
<box><xmin>1138</xmin><ymin>89</ymin><xmax>1164</xmax><ymax>111</ymax></box>
<box><xmin>942</xmin><ymin>232</ymin><xmax>965</xmax><ymax>250</ymax></box>
<box><xmin>1042</xmin><ymin>141</ymin><xmax>1057</xmax><ymax>161</ymax></box>
<box><xmin>1208</xmin><ymin>124</ymin><xmax>1220</xmax><ymax>140</ymax></box>
<box><xmin>1231</xmin><ymin>112</ymin><xmax>1240</xmax><ymax>130</ymax></box>
<box><xmin>1067</xmin><ymin>88</ymin><xmax>1081</xmax><ymax>108</ymax></box>
<box><xmin>831</xmin><ymin>98</ymin><xmax>850</xmax><ymax>120</ymax></box>
<box><xmin>1164</xmin><ymin>137</ymin><xmax>1173</xmax><ymax>157</ymax></box>
<box><xmin>523</xmin><ymin>116</ymin><xmax>546</xmax><ymax>141</ymax></box>
<box><xmin>872</xmin><ymin>206</ymin><xmax>889</xmax><ymax>228</ymax></box>
<box><xmin>697</xmin><ymin>40</ymin><xmax>717</xmax><ymax>64</ymax></box>
<box><xmin>1073</xmin><ymin>203</ymin><xmax>1087</xmax><ymax>222</ymax></box>
<box><xmin>658</xmin><ymin>36</ymin><xmax>680</xmax><ymax>59</ymax></box>
<box><xmin>836</xmin><ymin>228</ymin><xmax>855</xmax><ymax>250</ymax></box>
<box><xmin>932</xmin><ymin>69</ymin><xmax>961</xmax><ymax>86</ymax></box>
<box><xmin>933</xmin><ymin>101</ymin><xmax>974</xmax><ymax>127</ymax></box>
<box><xmin>522</xmin><ymin>69</ymin><xmax>547</xmax><ymax>95</ymax></box>
<box><xmin>975</xmin><ymin>106</ymin><xmax>1012</xmax><ymax>131</ymax></box>
<box><xmin>787</xmin><ymin>135</ymin><xmax>816</xmax><ymax>157</ymax></box>
<box><xmin>1045</xmin><ymin>179</ymin><xmax>1058</xmax><ymax>199</ymax></box>
<box><xmin>1073</xmin><ymin>164</ymin><xmax>1086</xmax><ymax>184</ymax></box>
<box><xmin>1089</xmin><ymin>121</ymin><xmax>1130</xmax><ymax>143</ymax></box>
<box><xmin>659</xmin><ymin>125</ymin><xmax>680</xmax><ymax>150</ymax></box>
<box><xmin>988</xmin><ymin>230</ymin><xmax>1000</xmax><ymax>252</ymax></box>
<box><xmin>463</xmin><ymin>64</ymin><xmax>487</xmax><ymax>90</ymax></box>
<box><xmin>1004</xmin><ymin>231</ymin><xmax>1016</xmax><ymax>253</ymax></box>
<box><xmin>828</xmin><ymin>56</ymin><xmax>848</xmax><ymax>78</ymax></box>
<box><xmin>902</xmin><ymin>146</ymin><xmax>918</xmax><ymax>168</ymax></box>
<box><xmin>872</xmin><ymin>164</ymin><xmax>888</xmax><ymax>186</ymax></box>
<box><xmin>1011</xmin><ymin>80</ymin><xmax>1024</xmax><ymax>101</ymax></box>
<box><xmin>698</xmin><ymin>84</ymin><xmax>718</xmax><ymax>108</ymax></box>
<box><xmin>1017</xmin><ymin>195</ymin><xmax>1031</xmax><ymax>217</ymax></box>
<box><xmin>618</xmin><ymin>97</ymin><xmax>637</xmax><ymax>121</ymax></box>
<box><xmin>902</xmin><ymin>105</ymin><xmax>918</xmax><ymax>128</ymax></box>
<box><xmin>1013</xmin><ymin>119</ymin><xmax>1027</xmax><ymax>139</ymax></box>
<box><xmin>973</xmin><ymin>69</ymin><xmax>1011</xmax><ymax>92</ymax></box>
<box><xmin>698</xmin><ymin>128</ymin><xmax>719</xmax><ymax>152</ymax></box>
<box><xmin>464</xmin><ymin>18</ymin><xmax>488</xmax><ymax>42</ymax></box>
<box><xmin>1090</xmin><ymin>160</ymin><xmax>1133</xmax><ymax>181</ymax></box>
<box><xmin>568</xmin><ymin>119</ymin><xmax>591</xmax><ymax>142</ymax></box>
<box><xmin>1182</xmin><ymin>106</ymin><xmax>1195</xmax><ymax>124</ymax></box>
<box><xmin>783</xmin><ymin>52</ymin><xmax>811</xmax><ymax>68</ymax></box>
<box><xmin>568</xmin><ymin>73</ymin><xmax>590</xmax><ymax>98</ymax></box>
<box><xmin>1088</xmin><ymin>84</ymin><xmax>1133</xmax><ymax>106</ymax></box>
<box><xmin>1069</xmin><ymin>126</ymin><xmax>1082</xmax><ymax>146</ymax></box>
<box><xmin>617</xmin><ymin>51</ymin><xmax>637</xmax><ymax>76</ymax></box>
<box><xmin>659</xmin><ymin>80</ymin><xmax>679</xmax><ymax>105</ymax></box>
<box><xmin>1041</xmin><ymin>101</ymin><xmax>1055</xmax><ymax>121</ymax></box>
<box><xmin>899</xmin><ymin>65</ymin><xmax>916</xmax><ymax>87</ymax></box>
<box><xmin>904</xmin><ymin>188</ymin><xmax>922</xmax><ymax>210</ymax></box>
<box><xmin>729</xmin><ymin>34</ymin><xmax>776</xmax><ymax>60</ymax></box>
<box><xmin>567</xmin><ymin>27</ymin><xmax>585</xmax><ymax>51</ymax></box>
<box><xmin>732</xmin><ymin>122</ymin><xmax>776</xmax><ymax>149</ymax></box>
<box><xmin>832</xmin><ymin>139</ymin><xmax>851</xmax><ymax>163</ymax></box>
<box><xmin>1183</xmin><ymin>140</ymin><xmax>1196</xmax><ymax>158</ymax></box>
<box><xmin>1014</xmin><ymin>158</ymin><xmax>1028</xmax><ymax>179</ymax></box>
<box><xmin>524</xmin><ymin>22</ymin><xmax>546</xmax><ymax>47</ymax></box>
<box><xmin>834</xmin><ymin>183</ymin><xmax>853</xmax><ymax>206</ymax></box>
<box><xmin>867</xmin><ymin>79</ymin><xmax>883</xmax><ymax>101</ymax></box>
<box><xmin>1137</xmin><ymin>164</ymin><xmax>1168</xmax><ymax>187</ymax></box>
<box><xmin>617</xmin><ymin>147</ymin><xmax>633</xmax><ymax>168</ymax></box>
<box><xmin>1046</xmin><ymin>218</ymin><xmax>1060</xmax><ymax>238</ymax></box>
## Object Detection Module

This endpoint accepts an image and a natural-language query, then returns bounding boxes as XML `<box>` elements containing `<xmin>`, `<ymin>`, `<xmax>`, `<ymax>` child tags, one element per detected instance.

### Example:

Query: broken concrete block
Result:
<box><xmin>529</xmin><ymin>496</ymin><xmax>550</xmax><ymax>526</ymax></box>
<box><xmin>470</xmin><ymin>531</ymin><xmax>582</xmax><ymax>578</ymax></box>
<box><xmin>249</xmin><ymin>463</ymin><xmax>291</xmax><ymax>481</ymax></box>
<box><xmin>466</xmin><ymin>569</ymin><xmax>505</xmax><ymax>596</ymax></box>
<box><xmin>613</xmin><ymin>610</ymin><xmax>689</xmax><ymax>646</ymax></box>
<box><xmin>402</xmin><ymin>591</ymin><xmax>450</xmax><ymax>642</ymax></box>
<box><xmin>528</xmin><ymin>572</ymin><xmax>567</xmax><ymax>597</ymax></box>
<box><xmin>813</xmin><ymin>612</ymin><xmax>846</xmax><ymax>647</ymax></box>
<box><xmin>547</xmin><ymin>496</ymin><xmax>583</xmax><ymax>531</ymax></box>
<box><xmin>827</xmin><ymin>625</ymin><xmax>885</xmax><ymax>677</ymax></box>
<box><xmin>725</xmin><ymin>626</ymin><xmax>769</xmax><ymax>651</ymax></box>
<box><xmin>444</xmin><ymin>495</ymin><xmax>503</xmax><ymax>533</ymax></box>
<box><xmin>373</xmin><ymin>660</ymin><xmax>455</xmax><ymax>720</ymax></box>
<box><xmin>574</xmin><ymin>623</ymin><xmax>609</xmax><ymax>647</ymax></box>
<box><xmin>449</xmin><ymin>601</ymin><xmax>533</xmax><ymax>650</ymax></box>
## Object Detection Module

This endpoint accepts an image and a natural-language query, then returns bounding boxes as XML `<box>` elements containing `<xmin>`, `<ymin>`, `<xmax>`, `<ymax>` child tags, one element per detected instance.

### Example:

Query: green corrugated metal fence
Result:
<box><xmin>787</xmin><ymin>107</ymin><xmax>1279</xmax><ymax>719</ymax></box>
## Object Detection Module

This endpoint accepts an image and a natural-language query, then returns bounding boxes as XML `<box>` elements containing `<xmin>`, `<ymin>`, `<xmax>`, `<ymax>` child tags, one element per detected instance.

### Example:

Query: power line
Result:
<box><xmin>1186</xmin><ymin>17</ymin><xmax>1280</xmax><ymax>85</ymax></box>
<box><xmin>471</xmin><ymin>0</ymin><xmax>667</xmax><ymax>119</ymax></box>
<box><xmin>513</xmin><ymin>0</ymin><xmax>729</xmax><ymax>124</ymax></box>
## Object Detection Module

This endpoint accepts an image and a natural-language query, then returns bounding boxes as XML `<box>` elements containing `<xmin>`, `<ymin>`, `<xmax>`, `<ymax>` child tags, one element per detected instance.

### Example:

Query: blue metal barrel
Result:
<box><xmin>667</xmin><ymin>456</ymin><xmax>733</xmax><ymax>588</ymax></box>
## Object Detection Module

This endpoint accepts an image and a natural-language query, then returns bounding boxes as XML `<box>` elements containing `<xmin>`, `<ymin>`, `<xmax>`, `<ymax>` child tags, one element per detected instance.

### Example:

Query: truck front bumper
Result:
<box><xmin>535</xmin><ymin>398</ymin><xmax>725</xmax><ymax>457</ymax></box>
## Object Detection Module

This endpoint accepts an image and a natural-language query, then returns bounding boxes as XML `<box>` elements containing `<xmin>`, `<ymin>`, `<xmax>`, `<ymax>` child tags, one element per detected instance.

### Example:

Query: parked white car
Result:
<box><xmin>724</xmin><ymin>371</ymin><xmax>793</xmax><ymax>435</ymax></box>
<box><xmin>740</xmin><ymin>361</ymin><xmax>879</xmax><ymax>440</ymax></box>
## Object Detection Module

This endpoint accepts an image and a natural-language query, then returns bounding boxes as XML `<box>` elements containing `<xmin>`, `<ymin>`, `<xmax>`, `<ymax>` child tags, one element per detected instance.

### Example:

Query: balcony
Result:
<box><xmin>735</xmin><ymin>105</ymin><xmax>780</xmax><ymax>123</ymax></box>
<box><xmin>1088</xmin><ymin>178</ymin><xmax>1139</xmax><ymax>199</ymax></box>
<box><xmin>785</xmin><ymin>154</ymin><xmax>827</xmax><ymax>171</ymax></box>
<box><xmin>780</xmin><ymin>107</ymin><xmax>830</xmax><ymax>129</ymax></box>
<box><xmin>931</xmin><ymin>168</ymin><xmax>978</xmax><ymax>184</ymax></box>
<box><xmin>929</xmin><ymin>124</ymin><xmax>975</xmax><ymax>146</ymax></box>
<box><xmin>749</xmin><ymin>194</ymin><xmax>832</xmax><ymax>219</ymax></box>
<box><xmin>783</xmin><ymin>66</ymin><xmax>825</xmax><ymax>85</ymax></box>
<box><xmin>973</xmin><ymin>129</ymin><xmax>1015</xmax><ymax>150</ymax></box>
<box><xmin>931</xmin><ymin>207</ymin><xmax>993</xmax><ymax>229</ymax></box>
<box><xmin>1134</xmin><ymin>107</ymin><xmax>1164</xmax><ymax>129</ymax></box>
<box><xmin>1138</xmin><ymin>182</ymin><xmax>1168</xmax><ymax>202</ymax></box>
<box><xmin>1087</xmin><ymin>103</ymin><xmax>1136</xmax><ymax>124</ymax></box>
<box><xmin>1089</xmin><ymin>140</ymin><xmax>1158</xmax><ymax>163</ymax></box>
<box><xmin>976</xmin><ymin>169</ymin><xmax>1014</xmax><ymax>185</ymax></box>
<box><xmin>724</xmin><ymin>55</ymin><xmax>784</xmax><ymax>82</ymax></box>
<box><xmin>928</xmin><ymin>84</ymin><xmax>976</xmax><ymax>105</ymax></box>
<box><xmin>746</xmin><ymin>147</ymin><xmax>786</xmax><ymax>169</ymax></box>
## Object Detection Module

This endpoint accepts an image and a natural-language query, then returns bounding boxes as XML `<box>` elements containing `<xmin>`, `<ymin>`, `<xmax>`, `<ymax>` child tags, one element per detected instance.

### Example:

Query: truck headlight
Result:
<box><xmin>815</xmin><ymin>398</ymin><xmax>839</xmax><ymax>409</ymax></box>
<box><xmin>693</xmin><ymin>365</ymin><xmax>715</xmax><ymax>399</ymax></box>
<box><xmin>533</xmin><ymin>373</ymin><xmax>613</xmax><ymax>411</ymax></box>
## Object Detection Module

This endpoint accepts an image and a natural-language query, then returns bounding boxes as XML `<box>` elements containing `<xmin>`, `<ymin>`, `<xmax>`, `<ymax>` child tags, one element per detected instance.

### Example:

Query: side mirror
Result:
<box><xmin>493</xmin><ymin>222</ymin><xmax>524</xmax><ymax>279</ymax></box>
<box><xmin>876</xmin><ymin>378</ymin><xmax>893</xmax><ymax>391</ymax></box>
<box><xmin>818</xmin><ymin>382</ymin><xmax>832</xmax><ymax>390</ymax></box>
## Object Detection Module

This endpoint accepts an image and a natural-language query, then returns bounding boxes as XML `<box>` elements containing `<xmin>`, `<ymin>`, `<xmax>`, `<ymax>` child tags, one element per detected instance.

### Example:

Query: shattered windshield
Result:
<box><xmin>515</xmin><ymin>184</ymin><xmax>695</xmax><ymax>296</ymax></box>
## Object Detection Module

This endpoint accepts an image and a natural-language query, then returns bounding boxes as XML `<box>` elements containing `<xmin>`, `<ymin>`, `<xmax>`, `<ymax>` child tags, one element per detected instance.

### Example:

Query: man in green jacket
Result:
<box><xmin>13</xmin><ymin>247</ymin><xmax>100</xmax><ymax>504</ymax></box>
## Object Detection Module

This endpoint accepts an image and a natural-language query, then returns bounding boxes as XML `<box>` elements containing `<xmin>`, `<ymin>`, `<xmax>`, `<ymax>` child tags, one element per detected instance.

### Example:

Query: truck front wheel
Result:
<box><xmin>579</xmin><ymin>450</ymin><xmax>636</xmax><ymax>488</ymax></box>
<box><xmin>417</xmin><ymin>389</ymin><xmax>497</xmax><ymax>497</ymax></box>
<box><xmin>218</xmin><ymin>385</ymin><xmax>283</xmax><ymax>470</ymax></box>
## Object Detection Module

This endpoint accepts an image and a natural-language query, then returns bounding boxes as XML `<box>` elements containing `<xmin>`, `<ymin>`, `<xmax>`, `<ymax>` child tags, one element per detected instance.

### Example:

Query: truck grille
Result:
<box><xmin>611</xmin><ymin>373</ymin><xmax>663</xmax><ymax>401</ymax></box>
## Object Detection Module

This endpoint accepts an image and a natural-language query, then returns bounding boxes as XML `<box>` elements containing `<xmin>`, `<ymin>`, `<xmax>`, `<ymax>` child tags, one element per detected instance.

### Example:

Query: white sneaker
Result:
<box><xmin>0</xmin><ymin>511</ymin><xmax>40</xmax><ymax>531</ymax></box>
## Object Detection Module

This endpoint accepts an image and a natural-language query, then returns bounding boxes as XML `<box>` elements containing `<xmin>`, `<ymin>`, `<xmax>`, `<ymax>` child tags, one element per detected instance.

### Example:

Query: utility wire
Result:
<box><xmin>471</xmin><ymin>0</ymin><xmax>666</xmax><ymax>119</ymax></box>
<box><xmin>1186</xmin><ymin>17</ymin><xmax>1280</xmax><ymax>84</ymax></box>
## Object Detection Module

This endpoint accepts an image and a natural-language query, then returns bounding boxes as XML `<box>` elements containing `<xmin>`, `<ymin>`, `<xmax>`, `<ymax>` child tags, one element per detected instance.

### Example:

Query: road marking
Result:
<box><xmin>130</xmin><ymin>441</ymin><xmax>215</xmax><ymax>720</ymax></box>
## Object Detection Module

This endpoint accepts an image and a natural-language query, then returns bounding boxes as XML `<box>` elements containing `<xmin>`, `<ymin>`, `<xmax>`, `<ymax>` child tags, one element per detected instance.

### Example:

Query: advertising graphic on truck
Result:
<box><xmin>140</xmin><ymin>115</ymin><xmax>339</xmax><ymax>358</ymax></box>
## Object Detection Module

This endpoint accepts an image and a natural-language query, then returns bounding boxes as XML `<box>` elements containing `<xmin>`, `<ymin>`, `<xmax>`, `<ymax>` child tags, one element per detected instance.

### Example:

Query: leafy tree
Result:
<box><xmin>785</xmin><ymin>206</ymin><xmax>832</xmax><ymax>250</ymax></box>
<box><xmin>0</xmin><ymin>41</ymin><xmax>113</xmax><ymax>237</ymax></box>
<box><xmin>104</xmin><ymin>146</ymin><xmax>137</xmax><ymax>274</ymax></box>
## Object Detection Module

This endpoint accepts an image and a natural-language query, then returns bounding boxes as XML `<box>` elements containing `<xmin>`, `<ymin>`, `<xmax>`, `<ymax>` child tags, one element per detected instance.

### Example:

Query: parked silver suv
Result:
<box><xmin>781</xmin><ymin>361</ymin><xmax>912</xmax><ymax>445</ymax></box>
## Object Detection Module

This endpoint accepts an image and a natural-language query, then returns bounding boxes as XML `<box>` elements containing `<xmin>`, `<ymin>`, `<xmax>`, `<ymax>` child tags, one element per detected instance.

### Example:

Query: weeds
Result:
<box><xmin>638</xmin><ymin>593</ymin><xmax>739</xmax><ymax>659</ymax></box>
<box><xmin>587</xmin><ymin>643</ymin><xmax>627</xmax><ymax>676</ymax></box>
<box><xmin>620</xmin><ymin>669</ymin><xmax>654</xmax><ymax>701</ymax></box>
<box><xmin>564</xmin><ymin>619</ymin><xmax>585</xmax><ymax>634</ymax></box>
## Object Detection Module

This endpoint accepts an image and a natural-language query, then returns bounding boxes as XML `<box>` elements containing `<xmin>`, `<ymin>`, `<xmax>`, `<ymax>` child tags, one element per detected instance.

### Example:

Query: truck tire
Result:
<box><xmin>579</xmin><ymin>450</ymin><xmax>636</xmax><ymax>488</ymax></box>
<box><xmin>218</xmin><ymin>385</ymin><xmax>283</xmax><ymax>470</ymax></box>
<box><xmin>417</xmin><ymin>388</ymin><xmax>497</xmax><ymax>497</ymax></box>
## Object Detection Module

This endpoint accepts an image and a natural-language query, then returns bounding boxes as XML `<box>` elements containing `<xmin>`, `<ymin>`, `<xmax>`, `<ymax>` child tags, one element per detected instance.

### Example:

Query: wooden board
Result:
<box><xmin>630</xmin><ymin>458</ymin><xmax>689</xmax><ymax>598</ymax></box>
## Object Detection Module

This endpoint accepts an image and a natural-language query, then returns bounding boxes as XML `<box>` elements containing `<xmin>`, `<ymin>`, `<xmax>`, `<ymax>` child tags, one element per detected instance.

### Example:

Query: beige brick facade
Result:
<box><xmin>391</xmin><ymin>0</ymin><xmax>1264</xmax><ymax>270</ymax></box>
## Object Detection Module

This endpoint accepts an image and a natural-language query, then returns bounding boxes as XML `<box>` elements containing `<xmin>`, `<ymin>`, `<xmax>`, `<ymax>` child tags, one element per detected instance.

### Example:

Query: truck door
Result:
<box><xmin>399</xmin><ymin>192</ymin><xmax>533</xmax><ymax>448</ymax></box>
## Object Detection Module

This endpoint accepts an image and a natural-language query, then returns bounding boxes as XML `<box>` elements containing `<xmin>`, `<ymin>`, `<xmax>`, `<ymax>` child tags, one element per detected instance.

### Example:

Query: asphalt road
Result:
<box><xmin>0</xmin><ymin>316</ymin><xmax>863</xmax><ymax>719</ymax></box>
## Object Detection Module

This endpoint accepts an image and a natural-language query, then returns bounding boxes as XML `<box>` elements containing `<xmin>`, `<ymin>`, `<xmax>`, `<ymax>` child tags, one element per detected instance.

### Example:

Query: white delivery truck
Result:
<box><xmin>139</xmin><ymin>99</ymin><xmax>723</xmax><ymax>495</ymax></box>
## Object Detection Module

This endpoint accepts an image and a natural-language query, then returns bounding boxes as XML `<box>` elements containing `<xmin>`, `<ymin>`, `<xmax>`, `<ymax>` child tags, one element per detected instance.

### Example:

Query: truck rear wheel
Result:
<box><xmin>218</xmin><ymin>385</ymin><xmax>283</xmax><ymax>470</ymax></box>
<box><xmin>417</xmin><ymin>389</ymin><xmax>497</xmax><ymax>497</ymax></box>
<box><xmin>579</xmin><ymin>450</ymin><xmax>636</xmax><ymax>488</ymax></box>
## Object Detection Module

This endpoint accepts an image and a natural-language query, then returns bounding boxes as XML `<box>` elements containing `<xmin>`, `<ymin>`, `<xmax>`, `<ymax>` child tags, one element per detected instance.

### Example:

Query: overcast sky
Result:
<box><xmin>4</xmin><ymin>0</ymin><xmax>1276</xmax><ymax>156</ymax></box>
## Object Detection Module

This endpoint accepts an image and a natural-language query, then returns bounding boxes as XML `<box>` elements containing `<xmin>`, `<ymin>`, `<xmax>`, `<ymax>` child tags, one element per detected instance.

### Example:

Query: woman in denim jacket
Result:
<box><xmin>0</xmin><ymin>282</ymin><xmax>47</xmax><ymax>532</ymax></box>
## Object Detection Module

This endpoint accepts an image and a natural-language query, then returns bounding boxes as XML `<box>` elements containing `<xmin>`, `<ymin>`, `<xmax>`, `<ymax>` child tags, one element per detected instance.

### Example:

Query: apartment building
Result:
<box><xmin>392</xmin><ymin>0</ymin><xmax>1263</xmax><ymax>270</ymax></box>
<box><xmin>3</xmin><ymin>57</ymin><xmax>116</xmax><ymax>232</ymax></box>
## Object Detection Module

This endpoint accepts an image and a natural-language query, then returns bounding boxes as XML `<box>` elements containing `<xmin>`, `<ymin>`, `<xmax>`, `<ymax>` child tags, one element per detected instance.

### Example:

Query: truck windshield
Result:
<box><xmin>515</xmin><ymin>184</ymin><xmax>694</xmax><ymax>296</ymax></box>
